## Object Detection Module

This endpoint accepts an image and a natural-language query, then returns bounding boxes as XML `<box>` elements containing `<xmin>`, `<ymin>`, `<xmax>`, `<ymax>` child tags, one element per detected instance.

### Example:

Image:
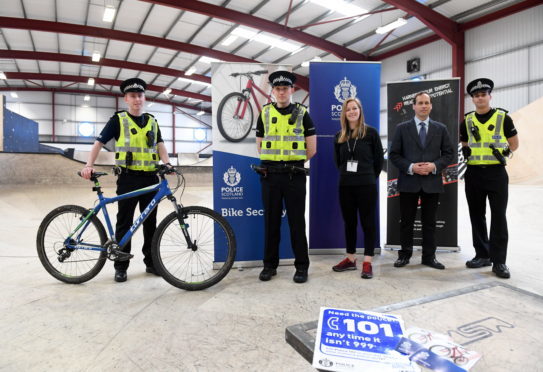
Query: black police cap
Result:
<box><xmin>120</xmin><ymin>78</ymin><xmax>147</xmax><ymax>94</ymax></box>
<box><xmin>268</xmin><ymin>71</ymin><xmax>296</xmax><ymax>87</ymax></box>
<box><xmin>467</xmin><ymin>78</ymin><xmax>494</xmax><ymax>96</ymax></box>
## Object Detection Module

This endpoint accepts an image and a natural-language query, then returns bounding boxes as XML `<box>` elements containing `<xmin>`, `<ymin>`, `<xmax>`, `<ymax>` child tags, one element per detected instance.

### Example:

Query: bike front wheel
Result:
<box><xmin>36</xmin><ymin>205</ymin><xmax>107</xmax><ymax>284</ymax></box>
<box><xmin>217</xmin><ymin>92</ymin><xmax>254</xmax><ymax>142</ymax></box>
<box><xmin>152</xmin><ymin>206</ymin><xmax>236</xmax><ymax>291</ymax></box>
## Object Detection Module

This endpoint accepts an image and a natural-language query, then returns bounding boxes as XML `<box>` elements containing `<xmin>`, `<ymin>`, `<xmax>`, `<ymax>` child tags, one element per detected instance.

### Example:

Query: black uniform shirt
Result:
<box><xmin>97</xmin><ymin>111</ymin><xmax>163</xmax><ymax>144</ymax></box>
<box><xmin>334</xmin><ymin>125</ymin><xmax>384</xmax><ymax>186</ymax></box>
<box><xmin>255</xmin><ymin>103</ymin><xmax>316</xmax><ymax>138</ymax></box>
<box><xmin>459</xmin><ymin>108</ymin><xmax>517</xmax><ymax>142</ymax></box>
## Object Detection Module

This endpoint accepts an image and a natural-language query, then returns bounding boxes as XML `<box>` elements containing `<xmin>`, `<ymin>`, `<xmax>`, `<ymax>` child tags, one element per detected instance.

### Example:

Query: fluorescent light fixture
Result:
<box><xmin>252</xmin><ymin>33</ymin><xmax>301</xmax><ymax>52</ymax></box>
<box><xmin>178</xmin><ymin>77</ymin><xmax>211</xmax><ymax>87</ymax></box>
<box><xmin>196</xmin><ymin>110</ymin><xmax>205</xmax><ymax>116</ymax></box>
<box><xmin>376</xmin><ymin>18</ymin><xmax>408</xmax><ymax>34</ymax></box>
<box><xmin>0</xmin><ymin>72</ymin><xmax>6</xmax><ymax>79</ymax></box>
<box><xmin>87</xmin><ymin>77</ymin><xmax>95</xmax><ymax>86</ymax></box>
<box><xmin>10</xmin><ymin>92</ymin><xmax>18</xmax><ymax>98</ymax></box>
<box><xmin>163</xmin><ymin>88</ymin><xmax>172</xmax><ymax>96</ymax></box>
<box><xmin>185</xmin><ymin>66</ymin><xmax>197</xmax><ymax>76</ymax></box>
<box><xmin>231</xmin><ymin>26</ymin><xmax>259</xmax><ymax>39</ymax></box>
<box><xmin>310</xmin><ymin>0</ymin><xmax>367</xmax><ymax>16</ymax></box>
<box><xmin>91</xmin><ymin>52</ymin><xmax>101</xmax><ymax>62</ymax></box>
<box><xmin>147</xmin><ymin>102</ymin><xmax>154</xmax><ymax>107</ymax></box>
<box><xmin>199</xmin><ymin>56</ymin><xmax>220</xmax><ymax>64</ymax></box>
<box><xmin>221</xmin><ymin>35</ymin><xmax>238</xmax><ymax>46</ymax></box>
<box><xmin>301</xmin><ymin>56</ymin><xmax>322</xmax><ymax>67</ymax></box>
<box><xmin>84</xmin><ymin>95</ymin><xmax>90</xmax><ymax>101</ymax></box>
<box><xmin>103</xmin><ymin>5</ymin><xmax>116</xmax><ymax>22</ymax></box>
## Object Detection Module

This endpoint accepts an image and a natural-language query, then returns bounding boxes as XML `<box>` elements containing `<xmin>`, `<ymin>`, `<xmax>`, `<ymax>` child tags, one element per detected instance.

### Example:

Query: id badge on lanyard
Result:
<box><xmin>346</xmin><ymin>137</ymin><xmax>358</xmax><ymax>172</ymax></box>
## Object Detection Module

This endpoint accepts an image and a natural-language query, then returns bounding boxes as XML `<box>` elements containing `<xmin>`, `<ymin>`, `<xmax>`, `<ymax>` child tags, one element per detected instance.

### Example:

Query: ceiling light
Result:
<box><xmin>178</xmin><ymin>77</ymin><xmax>211</xmax><ymax>87</ymax></box>
<box><xmin>163</xmin><ymin>88</ymin><xmax>172</xmax><ymax>96</ymax></box>
<box><xmin>92</xmin><ymin>52</ymin><xmax>101</xmax><ymax>62</ymax></box>
<box><xmin>10</xmin><ymin>92</ymin><xmax>18</xmax><ymax>98</ymax></box>
<box><xmin>376</xmin><ymin>18</ymin><xmax>408</xmax><ymax>34</ymax></box>
<box><xmin>196</xmin><ymin>110</ymin><xmax>205</xmax><ymax>116</ymax></box>
<box><xmin>0</xmin><ymin>72</ymin><xmax>6</xmax><ymax>79</ymax></box>
<box><xmin>231</xmin><ymin>26</ymin><xmax>259</xmax><ymax>39</ymax></box>
<box><xmin>221</xmin><ymin>35</ymin><xmax>238</xmax><ymax>46</ymax></box>
<box><xmin>252</xmin><ymin>33</ymin><xmax>301</xmax><ymax>52</ymax></box>
<box><xmin>103</xmin><ymin>5</ymin><xmax>116</xmax><ymax>22</ymax></box>
<box><xmin>84</xmin><ymin>95</ymin><xmax>90</xmax><ymax>101</ymax></box>
<box><xmin>310</xmin><ymin>0</ymin><xmax>367</xmax><ymax>16</ymax></box>
<box><xmin>185</xmin><ymin>66</ymin><xmax>197</xmax><ymax>76</ymax></box>
<box><xmin>87</xmin><ymin>77</ymin><xmax>95</xmax><ymax>86</ymax></box>
<box><xmin>147</xmin><ymin>102</ymin><xmax>154</xmax><ymax>107</ymax></box>
<box><xmin>199</xmin><ymin>56</ymin><xmax>220</xmax><ymax>64</ymax></box>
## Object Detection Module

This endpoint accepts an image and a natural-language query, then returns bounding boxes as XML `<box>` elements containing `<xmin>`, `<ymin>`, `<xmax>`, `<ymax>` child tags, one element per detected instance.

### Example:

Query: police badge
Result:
<box><xmin>334</xmin><ymin>77</ymin><xmax>357</xmax><ymax>103</ymax></box>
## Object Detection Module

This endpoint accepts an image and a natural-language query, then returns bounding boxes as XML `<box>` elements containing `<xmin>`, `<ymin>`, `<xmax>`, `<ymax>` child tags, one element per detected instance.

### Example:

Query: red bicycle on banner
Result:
<box><xmin>217</xmin><ymin>70</ymin><xmax>272</xmax><ymax>142</ymax></box>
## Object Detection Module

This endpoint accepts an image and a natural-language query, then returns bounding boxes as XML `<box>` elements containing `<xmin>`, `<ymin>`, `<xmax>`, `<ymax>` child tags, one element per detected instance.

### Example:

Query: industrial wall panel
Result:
<box><xmin>528</xmin><ymin>82</ymin><xmax>543</xmax><ymax>103</ymax></box>
<box><xmin>465</xmin><ymin>5</ymin><xmax>543</xmax><ymax>61</ymax></box>
<box><xmin>466</xmin><ymin>49</ymin><xmax>529</xmax><ymax>89</ymax></box>
<box><xmin>529</xmin><ymin>43</ymin><xmax>543</xmax><ymax>81</ymax></box>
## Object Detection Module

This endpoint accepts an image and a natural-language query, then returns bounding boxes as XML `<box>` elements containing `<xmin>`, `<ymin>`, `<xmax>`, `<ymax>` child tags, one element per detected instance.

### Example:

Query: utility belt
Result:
<box><xmin>251</xmin><ymin>164</ymin><xmax>309</xmax><ymax>177</ymax></box>
<box><xmin>114</xmin><ymin>166</ymin><xmax>158</xmax><ymax>177</ymax></box>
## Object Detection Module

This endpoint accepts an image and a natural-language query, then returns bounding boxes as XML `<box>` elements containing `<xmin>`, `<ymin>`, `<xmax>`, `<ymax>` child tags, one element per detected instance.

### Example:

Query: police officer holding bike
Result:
<box><xmin>460</xmin><ymin>78</ymin><xmax>519</xmax><ymax>279</ymax></box>
<box><xmin>255</xmin><ymin>71</ymin><xmax>317</xmax><ymax>283</ymax></box>
<box><xmin>81</xmin><ymin>78</ymin><xmax>171</xmax><ymax>282</ymax></box>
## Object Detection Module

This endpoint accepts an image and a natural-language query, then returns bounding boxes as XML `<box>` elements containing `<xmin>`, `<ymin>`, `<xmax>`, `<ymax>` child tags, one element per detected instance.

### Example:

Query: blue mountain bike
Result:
<box><xmin>36</xmin><ymin>165</ymin><xmax>236</xmax><ymax>291</ymax></box>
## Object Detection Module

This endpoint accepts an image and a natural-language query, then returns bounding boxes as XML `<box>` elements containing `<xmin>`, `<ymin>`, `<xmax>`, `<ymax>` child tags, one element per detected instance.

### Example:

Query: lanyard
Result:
<box><xmin>346</xmin><ymin>136</ymin><xmax>358</xmax><ymax>159</ymax></box>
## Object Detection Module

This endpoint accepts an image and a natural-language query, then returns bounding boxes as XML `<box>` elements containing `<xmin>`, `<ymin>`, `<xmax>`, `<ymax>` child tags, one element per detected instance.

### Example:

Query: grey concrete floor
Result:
<box><xmin>0</xmin><ymin>177</ymin><xmax>542</xmax><ymax>371</ymax></box>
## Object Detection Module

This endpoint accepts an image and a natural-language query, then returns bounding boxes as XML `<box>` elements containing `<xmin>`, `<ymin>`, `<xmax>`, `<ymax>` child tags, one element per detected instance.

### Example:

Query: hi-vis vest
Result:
<box><xmin>466</xmin><ymin>109</ymin><xmax>508</xmax><ymax>165</ymax></box>
<box><xmin>115</xmin><ymin>111</ymin><xmax>159</xmax><ymax>171</ymax></box>
<box><xmin>260</xmin><ymin>103</ymin><xmax>307</xmax><ymax>161</ymax></box>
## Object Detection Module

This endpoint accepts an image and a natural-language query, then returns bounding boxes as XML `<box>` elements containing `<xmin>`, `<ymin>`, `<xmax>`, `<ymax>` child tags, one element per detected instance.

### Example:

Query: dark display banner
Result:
<box><xmin>386</xmin><ymin>79</ymin><xmax>460</xmax><ymax>250</ymax></box>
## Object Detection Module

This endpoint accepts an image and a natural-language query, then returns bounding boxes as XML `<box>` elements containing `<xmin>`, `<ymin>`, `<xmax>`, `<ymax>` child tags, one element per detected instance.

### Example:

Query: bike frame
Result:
<box><xmin>237</xmin><ymin>77</ymin><xmax>271</xmax><ymax>119</ymax></box>
<box><xmin>64</xmin><ymin>178</ymin><xmax>175</xmax><ymax>252</ymax></box>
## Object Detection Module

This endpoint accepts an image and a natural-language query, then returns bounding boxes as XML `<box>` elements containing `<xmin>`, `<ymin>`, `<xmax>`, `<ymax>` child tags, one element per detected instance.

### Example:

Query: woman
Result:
<box><xmin>332</xmin><ymin>97</ymin><xmax>383</xmax><ymax>279</ymax></box>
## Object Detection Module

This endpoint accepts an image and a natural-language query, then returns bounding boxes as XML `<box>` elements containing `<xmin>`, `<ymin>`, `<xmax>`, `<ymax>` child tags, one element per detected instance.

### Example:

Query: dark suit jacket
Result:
<box><xmin>389</xmin><ymin>118</ymin><xmax>454</xmax><ymax>194</ymax></box>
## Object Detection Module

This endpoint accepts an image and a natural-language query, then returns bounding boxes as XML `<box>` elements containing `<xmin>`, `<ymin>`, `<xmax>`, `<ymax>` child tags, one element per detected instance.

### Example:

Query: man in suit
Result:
<box><xmin>389</xmin><ymin>92</ymin><xmax>454</xmax><ymax>269</ymax></box>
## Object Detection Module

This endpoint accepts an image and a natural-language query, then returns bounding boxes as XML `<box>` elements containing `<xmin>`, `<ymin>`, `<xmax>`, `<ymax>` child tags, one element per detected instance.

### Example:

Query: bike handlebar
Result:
<box><xmin>230</xmin><ymin>70</ymin><xmax>269</xmax><ymax>78</ymax></box>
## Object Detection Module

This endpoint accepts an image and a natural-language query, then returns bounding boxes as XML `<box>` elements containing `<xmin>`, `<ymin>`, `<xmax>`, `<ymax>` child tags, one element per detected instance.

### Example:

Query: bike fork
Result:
<box><xmin>168</xmin><ymin>196</ymin><xmax>197</xmax><ymax>251</ymax></box>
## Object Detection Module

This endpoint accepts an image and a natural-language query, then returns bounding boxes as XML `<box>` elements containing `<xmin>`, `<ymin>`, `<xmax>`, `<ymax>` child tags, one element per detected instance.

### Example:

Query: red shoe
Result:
<box><xmin>333</xmin><ymin>257</ymin><xmax>357</xmax><ymax>272</ymax></box>
<box><xmin>361</xmin><ymin>262</ymin><xmax>373</xmax><ymax>279</ymax></box>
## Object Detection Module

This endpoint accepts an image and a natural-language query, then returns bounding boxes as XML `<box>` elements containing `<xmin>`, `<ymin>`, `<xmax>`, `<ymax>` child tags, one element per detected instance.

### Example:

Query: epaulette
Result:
<box><xmin>145</xmin><ymin>113</ymin><xmax>155</xmax><ymax>118</ymax></box>
<box><xmin>464</xmin><ymin>110</ymin><xmax>475</xmax><ymax>117</ymax></box>
<box><xmin>495</xmin><ymin>107</ymin><xmax>509</xmax><ymax>114</ymax></box>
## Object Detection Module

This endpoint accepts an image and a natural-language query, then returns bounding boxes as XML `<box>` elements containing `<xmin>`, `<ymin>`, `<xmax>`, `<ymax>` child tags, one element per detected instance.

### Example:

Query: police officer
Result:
<box><xmin>256</xmin><ymin>71</ymin><xmax>317</xmax><ymax>283</ymax></box>
<box><xmin>81</xmin><ymin>78</ymin><xmax>171</xmax><ymax>282</ymax></box>
<box><xmin>460</xmin><ymin>78</ymin><xmax>519</xmax><ymax>278</ymax></box>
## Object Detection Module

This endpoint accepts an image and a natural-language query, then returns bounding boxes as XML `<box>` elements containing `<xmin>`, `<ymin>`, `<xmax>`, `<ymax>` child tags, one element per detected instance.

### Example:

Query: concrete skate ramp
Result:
<box><xmin>0</xmin><ymin>153</ymin><xmax>211</xmax><ymax>186</ymax></box>
<box><xmin>508</xmin><ymin>96</ymin><xmax>543</xmax><ymax>185</ymax></box>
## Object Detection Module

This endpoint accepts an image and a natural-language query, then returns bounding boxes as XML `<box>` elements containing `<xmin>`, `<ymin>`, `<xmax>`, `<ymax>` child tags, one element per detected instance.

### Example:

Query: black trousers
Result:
<box><xmin>399</xmin><ymin>190</ymin><xmax>439</xmax><ymax>260</ymax></box>
<box><xmin>260</xmin><ymin>172</ymin><xmax>309</xmax><ymax>270</ymax></box>
<box><xmin>114</xmin><ymin>173</ymin><xmax>159</xmax><ymax>271</ymax></box>
<box><xmin>338</xmin><ymin>184</ymin><xmax>378</xmax><ymax>256</ymax></box>
<box><xmin>465</xmin><ymin>165</ymin><xmax>509</xmax><ymax>264</ymax></box>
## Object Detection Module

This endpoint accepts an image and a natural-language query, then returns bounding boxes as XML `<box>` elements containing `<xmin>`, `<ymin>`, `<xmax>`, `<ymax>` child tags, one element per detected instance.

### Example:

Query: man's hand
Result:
<box><xmin>419</xmin><ymin>162</ymin><xmax>436</xmax><ymax>174</ymax></box>
<box><xmin>80</xmin><ymin>165</ymin><xmax>95</xmax><ymax>179</ymax></box>
<box><xmin>412</xmin><ymin>163</ymin><xmax>429</xmax><ymax>175</ymax></box>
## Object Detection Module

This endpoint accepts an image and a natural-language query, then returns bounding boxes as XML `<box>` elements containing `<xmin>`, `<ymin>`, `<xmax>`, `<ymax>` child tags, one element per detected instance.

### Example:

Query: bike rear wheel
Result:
<box><xmin>217</xmin><ymin>92</ymin><xmax>254</xmax><ymax>142</ymax></box>
<box><xmin>36</xmin><ymin>205</ymin><xmax>107</xmax><ymax>284</ymax></box>
<box><xmin>152</xmin><ymin>206</ymin><xmax>236</xmax><ymax>291</ymax></box>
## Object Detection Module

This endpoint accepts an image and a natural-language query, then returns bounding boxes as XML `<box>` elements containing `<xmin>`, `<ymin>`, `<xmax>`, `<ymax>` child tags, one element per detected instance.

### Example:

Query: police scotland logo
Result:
<box><xmin>330</xmin><ymin>77</ymin><xmax>358</xmax><ymax>120</ymax></box>
<box><xmin>221</xmin><ymin>166</ymin><xmax>243</xmax><ymax>199</ymax></box>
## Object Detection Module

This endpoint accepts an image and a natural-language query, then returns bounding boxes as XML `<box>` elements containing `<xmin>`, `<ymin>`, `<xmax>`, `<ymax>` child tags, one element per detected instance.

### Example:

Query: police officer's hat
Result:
<box><xmin>467</xmin><ymin>78</ymin><xmax>494</xmax><ymax>96</ymax></box>
<box><xmin>268</xmin><ymin>70</ymin><xmax>296</xmax><ymax>87</ymax></box>
<box><xmin>120</xmin><ymin>78</ymin><xmax>147</xmax><ymax>94</ymax></box>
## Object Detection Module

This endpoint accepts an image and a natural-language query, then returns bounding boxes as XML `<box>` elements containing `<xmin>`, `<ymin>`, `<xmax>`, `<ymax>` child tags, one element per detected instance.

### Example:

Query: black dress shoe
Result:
<box><xmin>114</xmin><ymin>270</ymin><xmax>127</xmax><ymax>282</ymax></box>
<box><xmin>492</xmin><ymin>263</ymin><xmax>511</xmax><ymax>278</ymax></box>
<box><xmin>293</xmin><ymin>269</ymin><xmax>308</xmax><ymax>283</ymax></box>
<box><xmin>466</xmin><ymin>257</ymin><xmax>492</xmax><ymax>268</ymax></box>
<box><xmin>259</xmin><ymin>267</ymin><xmax>277</xmax><ymax>281</ymax></box>
<box><xmin>145</xmin><ymin>266</ymin><xmax>161</xmax><ymax>276</ymax></box>
<box><xmin>394</xmin><ymin>257</ymin><xmax>410</xmax><ymax>267</ymax></box>
<box><xmin>421</xmin><ymin>258</ymin><xmax>445</xmax><ymax>270</ymax></box>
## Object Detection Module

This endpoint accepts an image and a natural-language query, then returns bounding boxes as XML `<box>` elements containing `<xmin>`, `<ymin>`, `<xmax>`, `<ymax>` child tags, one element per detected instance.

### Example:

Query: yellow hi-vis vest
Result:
<box><xmin>115</xmin><ymin>111</ymin><xmax>159</xmax><ymax>171</ymax></box>
<box><xmin>260</xmin><ymin>103</ymin><xmax>307</xmax><ymax>161</ymax></box>
<box><xmin>466</xmin><ymin>109</ymin><xmax>508</xmax><ymax>165</ymax></box>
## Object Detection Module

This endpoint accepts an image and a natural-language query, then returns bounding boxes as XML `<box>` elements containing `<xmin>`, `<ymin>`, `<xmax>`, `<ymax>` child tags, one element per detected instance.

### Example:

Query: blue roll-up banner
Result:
<box><xmin>309</xmin><ymin>62</ymin><xmax>381</xmax><ymax>253</ymax></box>
<box><xmin>212</xmin><ymin>63</ymin><xmax>295</xmax><ymax>266</ymax></box>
